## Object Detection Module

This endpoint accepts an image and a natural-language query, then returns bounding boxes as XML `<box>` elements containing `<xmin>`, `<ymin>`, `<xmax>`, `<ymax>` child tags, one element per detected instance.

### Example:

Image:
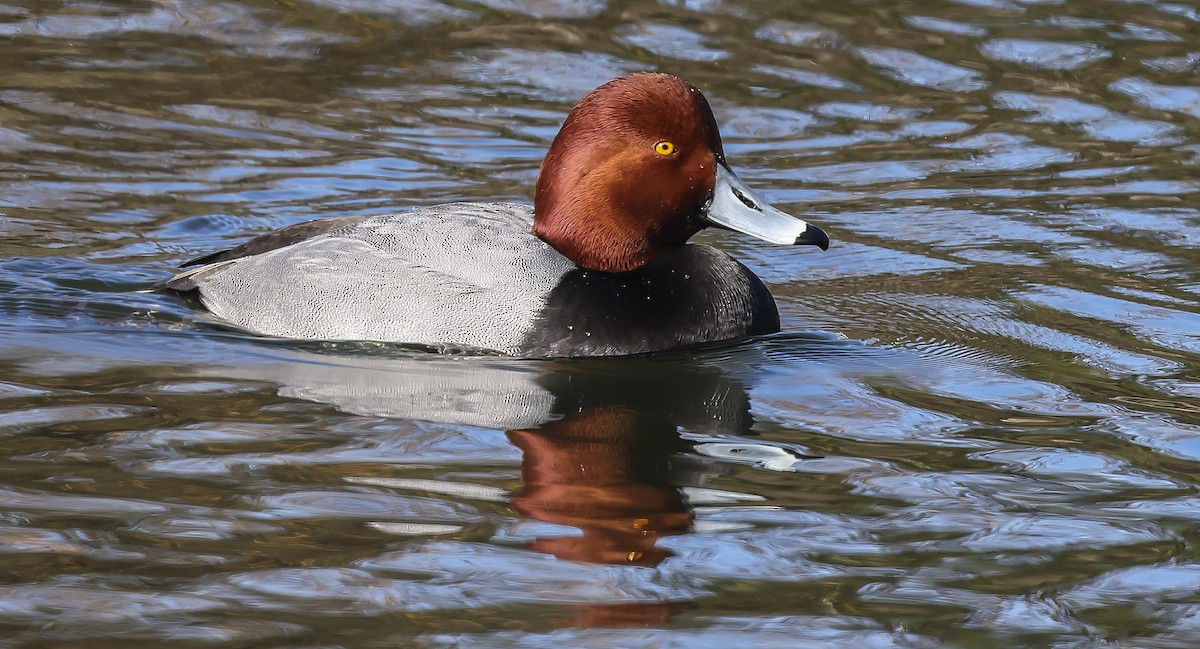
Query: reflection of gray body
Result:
<box><xmin>205</xmin><ymin>349</ymin><xmax>757</xmax><ymax>436</ymax></box>
<box><xmin>167</xmin><ymin>203</ymin><xmax>573</xmax><ymax>354</ymax></box>
<box><xmin>247</xmin><ymin>354</ymin><xmax>559</xmax><ymax>430</ymax></box>
<box><xmin>164</xmin><ymin>202</ymin><xmax>781</xmax><ymax>357</ymax></box>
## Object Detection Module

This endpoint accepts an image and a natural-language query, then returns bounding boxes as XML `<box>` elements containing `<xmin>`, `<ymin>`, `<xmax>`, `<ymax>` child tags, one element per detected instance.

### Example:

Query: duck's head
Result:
<box><xmin>534</xmin><ymin>72</ymin><xmax>829</xmax><ymax>273</ymax></box>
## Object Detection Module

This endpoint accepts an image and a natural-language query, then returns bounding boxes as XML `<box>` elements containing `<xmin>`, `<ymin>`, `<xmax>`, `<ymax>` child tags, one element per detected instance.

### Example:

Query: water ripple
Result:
<box><xmin>4</xmin><ymin>0</ymin><xmax>1200</xmax><ymax>645</ymax></box>
<box><xmin>979</xmin><ymin>38</ymin><xmax>1111</xmax><ymax>69</ymax></box>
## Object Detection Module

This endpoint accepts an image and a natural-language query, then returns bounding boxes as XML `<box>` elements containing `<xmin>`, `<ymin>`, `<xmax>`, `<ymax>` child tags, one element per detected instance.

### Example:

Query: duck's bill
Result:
<box><xmin>701</xmin><ymin>164</ymin><xmax>829</xmax><ymax>250</ymax></box>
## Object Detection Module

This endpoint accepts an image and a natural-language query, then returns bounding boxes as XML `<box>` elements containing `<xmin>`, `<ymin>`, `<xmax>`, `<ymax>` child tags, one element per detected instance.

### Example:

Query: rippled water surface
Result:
<box><xmin>2</xmin><ymin>0</ymin><xmax>1200</xmax><ymax>646</ymax></box>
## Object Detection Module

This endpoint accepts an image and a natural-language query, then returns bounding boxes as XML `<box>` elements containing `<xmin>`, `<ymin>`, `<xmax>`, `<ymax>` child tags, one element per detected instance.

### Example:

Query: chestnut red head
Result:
<box><xmin>534</xmin><ymin>73</ymin><xmax>828</xmax><ymax>273</ymax></box>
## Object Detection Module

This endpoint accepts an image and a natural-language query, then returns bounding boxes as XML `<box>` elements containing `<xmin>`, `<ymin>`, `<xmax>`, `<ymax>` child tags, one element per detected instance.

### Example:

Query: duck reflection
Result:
<box><xmin>198</xmin><ymin>346</ymin><xmax>810</xmax><ymax>626</ymax></box>
<box><xmin>504</xmin><ymin>357</ymin><xmax>757</xmax><ymax>567</ymax></box>
<box><xmin>207</xmin><ymin>346</ymin><xmax>779</xmax><ymax>568</ymax></box>
<box><xmin>511</xmin><ymin>407</ymin><xmax>689</xmax><ymax>566</ymax></box>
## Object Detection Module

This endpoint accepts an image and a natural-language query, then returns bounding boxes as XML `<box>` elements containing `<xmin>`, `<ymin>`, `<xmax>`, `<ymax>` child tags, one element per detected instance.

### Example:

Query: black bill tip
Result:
<box><xmin>794</xmin><ymin>225</ymin><xmax>830</xmax><ymax>251</ymax></box>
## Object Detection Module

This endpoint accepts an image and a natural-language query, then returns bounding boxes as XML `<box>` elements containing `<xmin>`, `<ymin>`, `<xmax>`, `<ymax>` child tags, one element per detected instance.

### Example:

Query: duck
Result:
<box><xmin>161</xmin><ymin>73</ymin><xmax>829</xmax><ymax>358</ymax></box>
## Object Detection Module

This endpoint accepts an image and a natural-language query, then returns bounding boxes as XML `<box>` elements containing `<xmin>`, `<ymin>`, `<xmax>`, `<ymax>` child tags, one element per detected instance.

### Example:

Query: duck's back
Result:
<box><xmin>164</xmin><ymin>203</ymin><xmax>575</xmax><ymax>354</ymax></box>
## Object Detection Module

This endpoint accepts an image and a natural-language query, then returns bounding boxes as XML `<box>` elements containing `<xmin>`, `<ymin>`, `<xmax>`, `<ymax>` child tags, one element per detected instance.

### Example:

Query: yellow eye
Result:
<box><xmin>654</xmin><ymin>140</ymin><xmax>676</xmax><ymax>156</ymax></box>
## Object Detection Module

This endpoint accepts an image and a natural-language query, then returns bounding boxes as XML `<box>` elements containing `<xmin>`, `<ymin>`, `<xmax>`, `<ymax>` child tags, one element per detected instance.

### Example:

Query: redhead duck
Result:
<box><xmin>162</xmin><ymin>73</ymin><xmax>829</xmax><ymax>357</ymax></box>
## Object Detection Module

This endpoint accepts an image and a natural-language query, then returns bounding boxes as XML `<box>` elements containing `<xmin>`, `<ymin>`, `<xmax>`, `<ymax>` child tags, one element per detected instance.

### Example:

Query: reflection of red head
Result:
<box><xmin>507</xmin><ymin>406</ymin><xmax>692</xmax><ymax>567</ymax></box>
<box><xmin>560</xmin><ymin>601</ymin><xmax>693</xmax><ymax>629</ymax></box>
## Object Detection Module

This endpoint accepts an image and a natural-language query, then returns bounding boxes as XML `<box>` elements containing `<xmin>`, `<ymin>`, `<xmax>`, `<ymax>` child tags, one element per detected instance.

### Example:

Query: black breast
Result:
<box><xmin>519</xmin><ymin>245</ymin><xmax>779</xmax><ymax>357</ymax></box>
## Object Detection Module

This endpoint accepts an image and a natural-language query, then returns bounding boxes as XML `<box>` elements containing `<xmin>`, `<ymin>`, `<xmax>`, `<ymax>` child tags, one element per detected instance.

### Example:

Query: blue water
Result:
<box><xmin>1</xmin><ymin>0</ymin><xmax>1199</xmax><ymax>646</ymax></box>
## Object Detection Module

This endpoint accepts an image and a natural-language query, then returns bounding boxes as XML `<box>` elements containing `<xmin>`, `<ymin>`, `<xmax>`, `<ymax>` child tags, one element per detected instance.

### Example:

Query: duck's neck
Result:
<box><xmin>533</xmin><ymin>212</ymin><xmax>665</xmax><ymax>273</ymax></box>
<box><xmin>533</xmin><ymin>179</ymin><xmax>705</xmax><ymax>273</ymax></box>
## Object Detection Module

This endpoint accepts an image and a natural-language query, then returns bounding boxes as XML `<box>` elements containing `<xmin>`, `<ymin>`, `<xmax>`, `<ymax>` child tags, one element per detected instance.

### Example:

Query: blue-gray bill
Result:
<box><xmin>701</xmin><ymin>164</ymin><xmax>829</xmax><ymax>250</ymax></box>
